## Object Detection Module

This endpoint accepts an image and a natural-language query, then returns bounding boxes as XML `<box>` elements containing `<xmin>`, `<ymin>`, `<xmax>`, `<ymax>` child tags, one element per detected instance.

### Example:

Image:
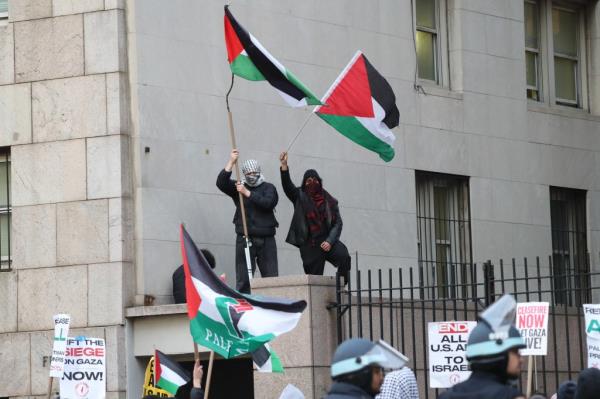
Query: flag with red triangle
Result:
<box><xmin>315</xmin><ymin>51</ymin><xmax>399</xmax><ymax>162</ymax></box>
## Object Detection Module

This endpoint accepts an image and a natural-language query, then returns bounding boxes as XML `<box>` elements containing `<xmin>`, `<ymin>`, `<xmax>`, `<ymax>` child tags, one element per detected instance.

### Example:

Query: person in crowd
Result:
<box><xmin>325</xmin><ymin>338</ymin><xmax>407</xmax><ymax>398</ymax></box>
<box><xmin>216</xmin><ymin>149</ymin><xmax>279</xmax><ymax>293</ymax></box>
<box><xmin>574</xmin><ymin>367</ymin><xmax>600</xmax><ymax>399</ymax></box>
<box><xmin>172</xmin><ymin>249</ymin><xmax>216</xmax><ymax>304</ymax></box>
<box><xmin>439</xmin><ymin>295</ymin><xmax>526</xmax><ymax>399</ymax></box>
<box><xmin>551</xmin><ymin>380</ymin><xmax>577</xmax><ymax>399</ymax></box>
<box><xmin>375</xmin><ymin>366</ymin><xmax>419</xmax><ymax>399</ymax></box>
<box><xmin>530</xmin><ymin>393</ymin><xmax>547</xmax><ymax>399</ymax></box>
<box><xmin>279</xmin><ymin>151</ymin><xmax>350</xmax><ymax>284</ymax></box>
<box><xmin>190</xmin><ymin>359</ymin><xmax>204</xmax><ymax>399</ymax></box>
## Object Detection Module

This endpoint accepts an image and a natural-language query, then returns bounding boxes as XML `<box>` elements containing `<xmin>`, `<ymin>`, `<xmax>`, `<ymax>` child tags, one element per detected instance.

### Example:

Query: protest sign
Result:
<box><xmin>49</xmin><ymin>314</ymin><xmax>71</xmax><ymax>378</ymax></box>
<box><xmin>60</xmin><ymin>337</ymin><xmax>106</xmax><ymax>399</ymax></box>
<box><xmin>516</xmin><ymin>302</ymin><xmax>549</xmax><ymax>356</ymax></box>
<box><xmin>583</xmin><ymin>304</ymin><xmax>600</xmax><ymax>369</ymax></box>
<box><xmin>428</xmin><ymin>321</ymin><xmax>477</xmax><ymax>388</ymax></box>
<box><xmin>143</xmin><ymin>356</ymin><xmax>171</xmax><ymax>398</ymax></box>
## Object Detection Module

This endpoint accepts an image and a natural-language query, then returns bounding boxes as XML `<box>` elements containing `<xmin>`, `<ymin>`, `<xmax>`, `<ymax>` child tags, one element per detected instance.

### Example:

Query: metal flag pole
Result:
<box><xmin>225</xmin><ymin>74</ymin><xmax>253</xmax><ymax>286</ymax></box>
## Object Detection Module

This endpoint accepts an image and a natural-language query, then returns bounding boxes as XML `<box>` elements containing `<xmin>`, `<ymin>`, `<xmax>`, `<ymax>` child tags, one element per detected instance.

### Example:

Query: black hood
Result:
<box><xmin>302</xmin><ymin>169</ymin><xmax>322</xmax><ymax>187</ymax></box>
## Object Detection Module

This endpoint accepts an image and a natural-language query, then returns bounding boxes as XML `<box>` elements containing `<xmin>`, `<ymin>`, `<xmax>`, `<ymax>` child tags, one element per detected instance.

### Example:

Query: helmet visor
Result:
<box><xmin>330</xmin><ymin>340</ymin><xmax>409</xmax><ymax>378</ymax></box>
<box><xmin>479</xmin><ymin>294</ymin><xmax>517</xmax><ymax>336</ymax></box>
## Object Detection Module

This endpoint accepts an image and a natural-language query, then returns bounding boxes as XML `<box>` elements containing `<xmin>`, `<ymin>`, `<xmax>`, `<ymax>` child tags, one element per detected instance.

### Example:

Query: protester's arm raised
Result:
<box><xmin>216</xmin><ymin>149</ymin><xmax>239</xmax><ymax>198</ymax></box>
<box><xmin>279</xmin><ymin>151</ymin><xmax>300</xmax><ymax>203</ymax></box>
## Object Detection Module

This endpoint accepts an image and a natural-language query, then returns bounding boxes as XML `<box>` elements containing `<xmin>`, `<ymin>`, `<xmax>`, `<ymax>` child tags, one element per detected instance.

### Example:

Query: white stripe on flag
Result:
<box><xmin>249</xmin><ymin>33</ymin><xmax>286</xmax><ymax>75</ymax></box>
<box><xmin>356</xmin><ymin>98</ymin><xmax>396</xmax><ymax>146</ymax></box>
<box><xmin>160</xmin><ymin>365</ymin><xmax>188</xmax><ymax>387</ymax></box>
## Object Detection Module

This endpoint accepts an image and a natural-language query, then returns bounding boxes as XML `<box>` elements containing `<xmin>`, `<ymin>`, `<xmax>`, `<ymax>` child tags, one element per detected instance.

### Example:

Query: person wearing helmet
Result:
<box><xmin>216</xmin><ymin>149</ymin><xmax>279</xmax><ymax>293</ymax></box>
<box><xmin>325</xmin><ymin>338</ymin><xmax>408</xmax><ymax>398</ymax></box>
<box><xmin>439</xmin><ymin>294</ymin><xmax>526</xmax><ymax>399</ymax></box>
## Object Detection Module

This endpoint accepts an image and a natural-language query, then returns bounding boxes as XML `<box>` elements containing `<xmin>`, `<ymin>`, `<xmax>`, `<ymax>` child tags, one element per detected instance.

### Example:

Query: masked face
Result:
<box><xmin>245</xmin><ymin>172</ymin><xmax>259</xmax><ymax>186</ymax></box>
<box><xmin>305</xmin><ymin>177</ymin><xmax>321</xmax><ymax>195</ymax></box>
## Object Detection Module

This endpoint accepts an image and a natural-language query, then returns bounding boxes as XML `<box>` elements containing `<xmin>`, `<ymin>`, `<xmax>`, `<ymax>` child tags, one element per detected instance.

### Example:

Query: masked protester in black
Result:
<box><xmin>279</xmin><ymin>152</ymin><xmax>350</xmax><ymax>284</ymax></box>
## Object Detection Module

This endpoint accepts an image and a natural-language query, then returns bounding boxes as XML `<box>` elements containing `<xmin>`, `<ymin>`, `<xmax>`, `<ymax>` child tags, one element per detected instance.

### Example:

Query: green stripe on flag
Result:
<box><xmin>316</xmin><ymin>113</ymin><xmax>395</xmax><ymax>162</ymax></box>
<box><xmin>286</xmin><ymin>70</ymin><xmax>322</xmax><ymax>105</ymax></box>
<box><xmin>190</xmin><ymin>312</ymin><xmax>276</xmax><ymax>359</ymax></box>
<box><xmin>157</xmin><ymin>377</ymin><xmax>181</xmax><ymax>395</ymax></box>
<box><xmin>270</xmin><ymin>349</ymin><xmax>283</xmax><ymax>373</ymax></box>
<box><xmin>231</xmin><ymin>54</ymin><xmax>265</xmax><ymax>81</ymax></box>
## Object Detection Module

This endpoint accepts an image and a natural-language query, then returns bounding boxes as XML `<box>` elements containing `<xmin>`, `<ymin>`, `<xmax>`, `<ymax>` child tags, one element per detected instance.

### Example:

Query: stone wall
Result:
<box><xmin>0</xmin><ymin>0</ymin><xmax>132</xmax><ymax>397</ymax></box>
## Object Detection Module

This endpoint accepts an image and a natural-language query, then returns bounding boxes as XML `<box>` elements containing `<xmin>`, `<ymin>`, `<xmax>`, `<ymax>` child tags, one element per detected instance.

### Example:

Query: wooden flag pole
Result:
<box><xmin>46</xmin><ymin>377</ymin><xmax>53</xmax><ymax>399</ymax></box>
<box><xmin>225</xmin><ymin>74</ymin><xmax>253</xmax><ymax>286</ymax></box>
<box><xmin>526</xmin><ymin>355</ymin><xmax>534</xmax><ymax>398</ymax></box>
<box><xmin>203</xmin><ymin>351</ymin><xmax>215</xmax><ymax>399</ymax></box>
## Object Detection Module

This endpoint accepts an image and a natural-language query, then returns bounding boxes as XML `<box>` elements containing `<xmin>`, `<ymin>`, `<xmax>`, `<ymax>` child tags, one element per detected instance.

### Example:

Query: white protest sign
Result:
<box><xmin>60</xmin><ymin>337</ymin><xmax>106</xmax><ymax>399</ymax></box>
<box><xmin>516</xmin><ymin>302</ymin><xmax>549</xmax><ymax>356</ymax></box>
<box><xmin>583</xmin><ymin>304</ymin><xmax>600</xmax><ymax>369</ymax></box>
<box><xmin>428</xmin><ymin>321</ymin><xmax>476</xmax><ymax>388</ymax></box>
<box><xmin>49</xmin><ymin>314</ymin><xmax>71</xmax><ymax>378</ymax></box>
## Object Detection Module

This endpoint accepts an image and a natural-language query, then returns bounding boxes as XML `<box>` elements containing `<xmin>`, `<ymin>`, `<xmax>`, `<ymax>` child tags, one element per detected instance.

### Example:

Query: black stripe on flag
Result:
<box><xmin>182</xmin><ymin>225</ymin><xmax>307</xmax><ymax>313</ymax></box>
<box><xmin>362</xmin><ymin>54</ymin><xmax>400</xmax><ymax>129</ymax></box>
<box><xmin>156</xmin><ymin>350</ymin><xmax>191</xmax><ymax>381</ymax></box>
<box><xmin>224</xmin><ymin>6</ymin><xmax>306</xmax><ymax>102</ymax></box>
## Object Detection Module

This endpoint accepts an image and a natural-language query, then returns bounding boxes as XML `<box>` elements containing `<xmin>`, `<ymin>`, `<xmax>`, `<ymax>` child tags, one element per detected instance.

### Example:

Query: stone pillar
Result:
<box><xmin>251</xmin><ymin>275</ymin><xmax>338</xmax><ymax>399</ymax></box>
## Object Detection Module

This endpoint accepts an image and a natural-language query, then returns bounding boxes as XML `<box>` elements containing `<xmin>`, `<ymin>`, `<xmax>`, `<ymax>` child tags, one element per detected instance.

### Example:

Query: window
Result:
<box><xmin>416</xmin><ymin>172</ymin><xmax>472</xmax><ymax>298</ymax></box>
<box><xmin>0</xmin><ymin>149</ymin><xmax>10</xmax><ymax>271</ymax></box>
<box><xmin>0</xmin><ymin>0</ymin><xmax>7</xmax><ymax>20</ymax></box>
<box><xmin>415</xmin><ymin>0</ymin><xmax>439</xmax><ymax>82</ymax></box>
<box><xmin>524</xmin><ymin>0</ymin><xmax>587</xmax><ymax>108</ymax></box>
<box><xmin>525</xmin><ymin>0</ymin><xmax>542</xmax><ymax>100</ymax></box>
<box><xmin>550</xmin><ymin>187</ymin><xmax>588</xmax><ymax>306</ymax></box>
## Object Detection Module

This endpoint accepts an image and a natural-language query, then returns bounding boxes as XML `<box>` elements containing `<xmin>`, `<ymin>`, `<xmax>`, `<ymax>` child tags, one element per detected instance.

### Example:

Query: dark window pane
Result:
<box><xmin>416</xmin><ymin>0</ymin><xmax>436</xmax><ymax>30</ymax></box>
<box><xmin>554</xmin><ymin>57</ymin><xmax>577</xmax><ymax>103</ymax></box>
<box><xmin>416</xmin><ymin>30</ymin><xmax>436</xmax><ymax>81</ymax></box>
<box><xmin>553</xmin><ymin>8</ymin><xmax>577</xmax><ymax>57</ymax></box>
<box><xmin>525</xmin><ymin>2</ymin><xmax>539</xmax><ymax>49</ymax></box>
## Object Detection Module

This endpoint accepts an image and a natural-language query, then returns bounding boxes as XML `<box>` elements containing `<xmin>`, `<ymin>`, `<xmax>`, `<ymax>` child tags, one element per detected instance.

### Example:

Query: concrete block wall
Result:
<box><xmin>0</xmin><ymin>0</ymin><xmax>132</xmax><ymax>397</ymax></box>
<box><xmin>129</xmin><ymin>0</ymin><xmax>600</xmax><ymax>304</ymax></box>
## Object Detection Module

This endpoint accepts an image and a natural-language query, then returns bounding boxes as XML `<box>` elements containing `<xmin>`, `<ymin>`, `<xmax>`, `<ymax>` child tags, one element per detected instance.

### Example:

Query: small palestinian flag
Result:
<box><xmin>315</xmin><ymin>51</ymin><xmax>399</xmax><ymax>162</ymax></box>
<box><xmin>224</xmin><ymin>5</ymin><xmax>321</xmax><ymax>107</ymax></box>
<box><xmin>180</xmin><ymin>224</ymin><xmax>306</xmax><ymax>364</ymax></box>
<box><xmin>154</xmin><ymin>350</ymin><xmax>190</xmax><ymax>395</ymax></box>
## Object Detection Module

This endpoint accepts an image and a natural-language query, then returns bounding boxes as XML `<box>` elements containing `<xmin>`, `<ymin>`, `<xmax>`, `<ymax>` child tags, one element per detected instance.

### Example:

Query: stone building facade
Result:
<box><xmin>1</xmin><ymin>0</ymin><xmax>600</xmax><ymax>398</ymax></box>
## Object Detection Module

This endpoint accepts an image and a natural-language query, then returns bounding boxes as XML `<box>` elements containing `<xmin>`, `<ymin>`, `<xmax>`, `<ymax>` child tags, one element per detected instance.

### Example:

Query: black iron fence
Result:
<box><xmin>332</xmin><ymin>255</ymin><xmax>600</xmax><ymax>398</ymax></box>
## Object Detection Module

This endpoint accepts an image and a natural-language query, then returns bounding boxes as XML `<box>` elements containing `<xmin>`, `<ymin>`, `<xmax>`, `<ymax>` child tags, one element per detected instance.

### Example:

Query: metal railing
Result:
<box><xmin>332</xmin><ymin>255</ymin><xmax>600</xmax><ymax>398</ymax></box>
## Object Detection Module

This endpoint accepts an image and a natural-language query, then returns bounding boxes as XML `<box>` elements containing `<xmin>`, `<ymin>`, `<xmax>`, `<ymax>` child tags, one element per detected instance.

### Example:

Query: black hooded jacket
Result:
<box><xmin>216</xmin><ymin>169</ymin><xmax>279</xmax><ymax>237</ymax></box>
<box><xmin>438</xmin><ymin>371</ymin><xmax>523</xmax><ymax>399</ymax></box>
<box><xmin>280</xmin><ymin>167</ymin><xmax>343</xmax><ymax>248</ymax></box>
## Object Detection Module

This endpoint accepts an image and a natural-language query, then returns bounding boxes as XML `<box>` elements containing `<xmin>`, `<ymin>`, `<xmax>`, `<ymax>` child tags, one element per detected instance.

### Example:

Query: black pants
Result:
<box><xmin>235</xmin><ymin>235</ymin><xmax>278</xmax><ymax>293</ymax></box>
<box><xmin>300</xmin><ymin>241</ymin><xmax>351</xmax><ymax>276</ymax></box>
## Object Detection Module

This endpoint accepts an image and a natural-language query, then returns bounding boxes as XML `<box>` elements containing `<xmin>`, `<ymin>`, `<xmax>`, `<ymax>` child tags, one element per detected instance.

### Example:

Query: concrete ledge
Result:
<box><xmin>251</xmin><ymin>274</ymin><xmax>337</xmax><ymax>289</ymax></box>
<box><xmin>125</xmin><ymin>303</ymin><xmax>186</xmax><ymax>318</ymax></box>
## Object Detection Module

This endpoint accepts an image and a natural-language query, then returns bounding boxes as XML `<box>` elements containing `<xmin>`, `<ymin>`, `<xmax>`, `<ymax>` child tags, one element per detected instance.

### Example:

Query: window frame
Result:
<box><xmin>414</xmin><ymin>0</ymin><xmax>450</xmax><ymax>88</ymax></box>
<box><xmin>415</xmin><ymin>171</ymin><xmax>473</xmax><ymax>299</ymax></box>
<box><xmin>0</xmin><ymin>150</ymin><xmax>10</xmax><ymax>271</ymax></box>
<box><xmin>525</xmin><ymin>0</ymin><xmax>543</xmax><ymax>101</ymax></box>
<box><xmin>526</xmin><ymin>0</ymin><xmax>589</xmax><ymax>110</ymax></box>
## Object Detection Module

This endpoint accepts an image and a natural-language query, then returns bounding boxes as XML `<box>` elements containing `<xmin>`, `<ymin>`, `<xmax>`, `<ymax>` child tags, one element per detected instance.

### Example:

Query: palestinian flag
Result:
<box><xmin>154</xmin><ymin>350</ymin><xmax>190</xmax><ymax>395</ymax></box>
<box><xmin>180</xmin><ymin>224</ymin><xmax>306</xmax><ymax>364</ymax></box>
<box><xmin>315</xmin><ymin>51</ymin><xmax>399</xmax><ymax>162</ymax></box>
<box><xmin>224</xmin><ymin>6</ymin><xmax>321</xmax><ymax>107</ymax></box>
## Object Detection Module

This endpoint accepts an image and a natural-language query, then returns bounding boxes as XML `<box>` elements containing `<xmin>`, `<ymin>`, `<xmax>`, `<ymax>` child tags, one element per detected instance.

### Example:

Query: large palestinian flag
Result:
<box><xmin>224</xmin><ymin>6</ymin><xmax>321</xmax><ymax>107</ymax></box>
<box><xmin>315</xmin><ymin>51</ymin><xmax>399</xmax><ymax>162</ymax></box>
<box><xmin>180</xmin><ymin>224</ymin><xmax>306</xmax><ymax>366</ymax></box>
<box><xmin>154</xmin><ymin>350</ymin><xmax>190</xmax><ymax>395</ymax></box>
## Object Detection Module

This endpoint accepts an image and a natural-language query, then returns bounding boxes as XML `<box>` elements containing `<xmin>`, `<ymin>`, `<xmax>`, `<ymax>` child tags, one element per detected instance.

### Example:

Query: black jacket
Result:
<box><xmin>438</xmin><ymin>371</ymin><xmax>523</xmax><ymax>399</ymax></box>
<box><xmin>280</xmin><ymin>168</ymin><xmax>343</xmax><ymax>247</ymax></box>
<box><xmin>190</xmin><ymin>387</ymin><xmax>204</xmax><ymax>399</ymax></box>
<box><xmin>216</xmin><ymin>169</ymin><xmax>279</xmax><ymax>237</ymax></box>
<box><xmin>324</xmin><ymin>382</ymin><xmax>373</xmax><ymax>399</ymax></box>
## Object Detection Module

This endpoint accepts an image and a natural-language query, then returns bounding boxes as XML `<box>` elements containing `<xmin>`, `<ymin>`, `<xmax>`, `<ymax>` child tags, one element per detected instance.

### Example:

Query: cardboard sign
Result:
<box><xmin>428</xmin><ymin>321</ymin><xmax>477</xmax><ymax>388</ymax></box>
<box><xmin>583</xmin><ymin>304</ymin><xmax>600</xmax><ymax>369</ymax></box>
<box><xmin>143</xmin><ymin>356</ymin><xmax>171</xmax><ymax>398</ymax></box>
<box><xmin>60</xmin><ymin>337</ymin><xmax>106</xmax><ymax>399</ymax></box>
<box><xmin>49</xmin><ymin>314</ymin><xmax>71</xmax><ymax>378</ymax></box>
<box><xmin>516</xmin><ymin>302</ymin><xmax>549</xmax><ymax>356</ymax></box>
